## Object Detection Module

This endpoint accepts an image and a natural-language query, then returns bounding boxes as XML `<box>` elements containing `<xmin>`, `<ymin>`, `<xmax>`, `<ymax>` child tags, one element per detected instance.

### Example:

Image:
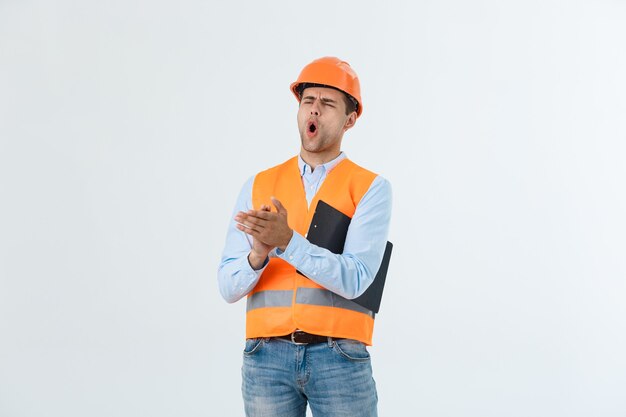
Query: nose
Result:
<box><xmin>309</xmin><ymin>100</ymin><xmax>320</xmax><ymax>116</ymax></box>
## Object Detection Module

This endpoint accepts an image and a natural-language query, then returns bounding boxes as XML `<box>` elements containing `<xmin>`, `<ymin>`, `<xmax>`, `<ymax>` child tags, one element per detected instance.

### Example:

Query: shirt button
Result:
<box><xmin>289</xmin><ymin>255</ymin><xmax>294</xmax><ymax>260</ymax></box>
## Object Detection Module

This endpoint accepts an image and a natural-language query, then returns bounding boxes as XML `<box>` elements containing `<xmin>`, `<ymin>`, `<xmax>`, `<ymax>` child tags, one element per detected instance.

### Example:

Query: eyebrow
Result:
<box><xmin>302</xmin><ymin>95</ymin><xmax>338</xmax><ymax>104</ymax></box>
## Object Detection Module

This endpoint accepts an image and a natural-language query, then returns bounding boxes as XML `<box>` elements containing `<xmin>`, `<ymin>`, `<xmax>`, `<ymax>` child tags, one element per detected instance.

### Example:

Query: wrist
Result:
<box><xmin>278</xmin><ymin>230</ymin><xmax>294</xmax><ymax>252</ymax></box>
<box><xmin>248</xmin><ymin>251</ymin><xmax>268</xmax><ymax>270</ymax></box>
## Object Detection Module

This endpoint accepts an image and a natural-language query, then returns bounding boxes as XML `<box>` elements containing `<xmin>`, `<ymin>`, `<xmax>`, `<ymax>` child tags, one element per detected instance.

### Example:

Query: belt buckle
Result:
<box><xmin>290</xmin><ymin>330</ymin><xmax>308</xmax><ymax>345</ymax></box>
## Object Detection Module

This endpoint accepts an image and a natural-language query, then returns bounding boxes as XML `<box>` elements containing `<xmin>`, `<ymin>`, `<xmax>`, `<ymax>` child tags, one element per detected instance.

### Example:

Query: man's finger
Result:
<box><xmin>235</xmin><ymin>223</ymin><xmax>253</xmax><ymax>234</ymax></box>
<box><xmin>235</xmin><ymin>220</ymin><xmax>251</xmax><ymax>229</ymax></box>
<box><xmin>248</xmin><ymin>210</ymin><xmax>273</xmax><ymax>220</ymax></box>
<box><xmin>236</xmin><ymin>222</ymin><xmax>266</xmax><ymax>236</ymax></box>
<box><xmin>237</xmin><ymin>216</ymin><xmax>266</xmax><ymax>230</ymax></box>
<box><xmin>236</xmin><ymin>224</ymin><xmax>271</xmax><ymax>244</ymax></box>
<box><xmin>271</xmin><ymin>197</ymin><xmax>288</xmax><ymax>214</ymax></box>
<box><xmin>236</xmin><ymin>211</ymin><xmax>267</xmax><ymax>224</ymax></box>
<box><xmin>235</xmin><ymin>212</ymin><xmax>264</xmax><ymax>231</ymax></box>
<box><xmin>243</xmin><ymin>213</ymin><xmax>268</xmax><ymax>228</ymax></box>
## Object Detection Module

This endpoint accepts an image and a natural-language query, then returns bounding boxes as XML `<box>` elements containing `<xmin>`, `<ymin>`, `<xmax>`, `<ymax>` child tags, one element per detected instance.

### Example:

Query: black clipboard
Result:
<box><xmin>301</xmin><ymin>200</ymin><xmax>392</xmax><ymax>313</ymax></box>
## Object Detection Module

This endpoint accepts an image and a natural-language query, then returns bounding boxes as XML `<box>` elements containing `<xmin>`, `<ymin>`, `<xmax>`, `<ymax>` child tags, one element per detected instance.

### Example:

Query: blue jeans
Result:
<box><xmin>242</xmin><ymin>337</ymin><xmax>378</xmax><ymax>417</ymax></box>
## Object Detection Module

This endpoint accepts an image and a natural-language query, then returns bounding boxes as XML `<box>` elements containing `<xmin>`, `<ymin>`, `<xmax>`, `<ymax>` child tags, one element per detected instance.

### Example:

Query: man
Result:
<box><xmin>218</xmin><ymin>56</ymin><xmax>392</xmax><ymax>417</ymax></box>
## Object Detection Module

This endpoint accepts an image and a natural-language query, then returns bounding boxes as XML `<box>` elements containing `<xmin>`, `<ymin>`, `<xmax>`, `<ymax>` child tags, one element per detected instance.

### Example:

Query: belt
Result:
<box><xmin>277</xmin><ymin>330</ymin><xmax>343</xmax><ymax>345</ymax></box>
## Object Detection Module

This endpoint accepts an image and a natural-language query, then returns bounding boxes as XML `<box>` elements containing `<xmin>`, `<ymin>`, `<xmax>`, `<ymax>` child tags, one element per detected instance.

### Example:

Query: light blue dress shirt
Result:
<box><xmin>218</xmin><ymin>152</ymin><xmax>392</xmax><ymax>304</ymax></box>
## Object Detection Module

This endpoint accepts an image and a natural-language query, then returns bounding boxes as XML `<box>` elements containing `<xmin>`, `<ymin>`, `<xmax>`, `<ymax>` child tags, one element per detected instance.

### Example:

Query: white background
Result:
<box><xmin>1</xmin><ymin>0</ymin><xmax>625</xmax><ymax>416</ymax></box>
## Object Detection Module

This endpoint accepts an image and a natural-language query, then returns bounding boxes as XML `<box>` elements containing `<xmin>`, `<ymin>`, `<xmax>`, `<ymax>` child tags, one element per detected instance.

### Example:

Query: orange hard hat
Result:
<box><xmin>290</xmin><ymin>57</ymin><xmax>363</xmax><ymax>117</ymax></box>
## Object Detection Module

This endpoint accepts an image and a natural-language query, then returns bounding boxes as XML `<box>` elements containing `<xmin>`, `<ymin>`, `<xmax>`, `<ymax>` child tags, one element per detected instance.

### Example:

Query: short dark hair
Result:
<box><xmin>296</xmin><ymin>83</ymin><xmax>358</xmax><ymax>116</ymax></box>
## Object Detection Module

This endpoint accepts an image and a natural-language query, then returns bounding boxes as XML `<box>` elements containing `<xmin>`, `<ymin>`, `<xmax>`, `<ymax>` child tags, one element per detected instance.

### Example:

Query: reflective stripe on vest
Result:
<box><xmin>246</xmin><ymin>289</ymin><xmax>292</xmax><ymax>310</ymax></box>
<box><xmin>247</xmin><ymin>288</ymin><xmax>375</xmax><ymax>319</ymax></box>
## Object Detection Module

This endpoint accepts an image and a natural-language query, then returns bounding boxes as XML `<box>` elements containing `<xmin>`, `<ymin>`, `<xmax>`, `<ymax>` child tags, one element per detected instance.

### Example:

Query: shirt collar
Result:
<box><xmin>298</xmin><ymin>152</ymin><xmax>347</xmax><ymax>176</ymax></box>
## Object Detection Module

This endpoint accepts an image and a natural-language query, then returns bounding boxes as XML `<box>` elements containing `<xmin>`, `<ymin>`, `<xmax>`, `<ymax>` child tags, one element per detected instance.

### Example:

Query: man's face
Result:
<box><xmin>297</xmin><ymin>86</ymin><xmax>357</xmax><ymax>159</ymax></box>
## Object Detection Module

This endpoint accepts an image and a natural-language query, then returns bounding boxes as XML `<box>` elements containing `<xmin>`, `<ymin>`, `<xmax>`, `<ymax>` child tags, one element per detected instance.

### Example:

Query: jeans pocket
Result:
<box><xmin>332</xmin><ymin>339</ymin><xmax>371</xmax><ymax>362</ymax></box>
<box><xmin>243</xmin><ymin>338</ymin><xmax>265</xmax><ymax>356</ymax></box>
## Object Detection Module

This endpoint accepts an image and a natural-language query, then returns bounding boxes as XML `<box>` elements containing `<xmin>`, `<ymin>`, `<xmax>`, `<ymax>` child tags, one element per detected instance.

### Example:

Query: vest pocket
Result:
<box><xmin>332</xmin><ymin>339</ymin><xmax>371</xmax><ymax>362</ymax></box>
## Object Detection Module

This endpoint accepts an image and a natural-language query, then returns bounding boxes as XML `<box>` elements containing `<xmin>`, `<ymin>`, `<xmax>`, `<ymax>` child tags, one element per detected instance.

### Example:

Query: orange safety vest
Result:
<box><xmin>247</xmin><ymin>156</ymin><xmax>379</xmax><ymax>345</ymax></box>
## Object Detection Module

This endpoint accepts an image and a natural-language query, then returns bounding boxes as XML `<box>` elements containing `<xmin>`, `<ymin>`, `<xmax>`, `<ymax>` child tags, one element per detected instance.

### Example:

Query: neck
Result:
<box><xmin>300</xmin><ymin>150</ymin><xmax>341</xmax><ymax>171</ymax></box>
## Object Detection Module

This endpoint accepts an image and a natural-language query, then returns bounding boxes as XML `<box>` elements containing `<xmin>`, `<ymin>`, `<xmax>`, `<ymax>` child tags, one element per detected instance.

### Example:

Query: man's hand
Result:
<box><xmin>240</xmin><ymin>204</ymin><xmax>273</xmax><ymax>270</ymax></box>
<box><xmin>234</xmin><ymin>197</ymin><xmax>294</xmax><ymax>253</ymax></box>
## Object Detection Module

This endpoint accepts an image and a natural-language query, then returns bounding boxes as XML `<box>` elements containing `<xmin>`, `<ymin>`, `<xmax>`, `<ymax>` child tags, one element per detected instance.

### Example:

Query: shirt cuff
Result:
<box><xmin>276</xmin><ymin>231</ymin><xmax>308</xmax><ymax>267</ymax></box>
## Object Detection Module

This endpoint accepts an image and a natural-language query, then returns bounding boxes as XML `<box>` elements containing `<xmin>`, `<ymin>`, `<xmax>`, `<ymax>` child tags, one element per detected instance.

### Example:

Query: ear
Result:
<box><xmin>343</xmin><ymin>112</ymin><xmax>357</xmax><ymax>132</ymax></box>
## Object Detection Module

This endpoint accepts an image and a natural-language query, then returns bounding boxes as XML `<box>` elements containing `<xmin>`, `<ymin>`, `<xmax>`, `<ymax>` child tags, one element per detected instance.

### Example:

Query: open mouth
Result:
<box><xmin>306</xmin><ymin>120</ymin><xmax>318</xmax><ymax>137</ymax></box>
